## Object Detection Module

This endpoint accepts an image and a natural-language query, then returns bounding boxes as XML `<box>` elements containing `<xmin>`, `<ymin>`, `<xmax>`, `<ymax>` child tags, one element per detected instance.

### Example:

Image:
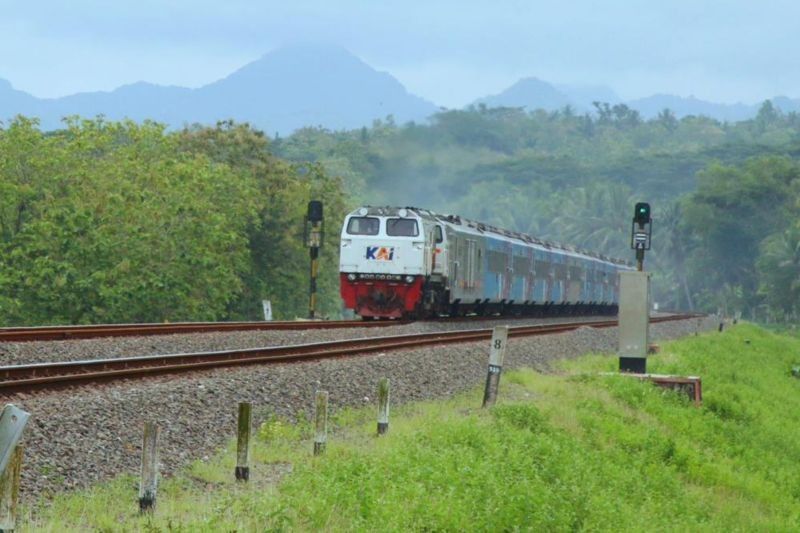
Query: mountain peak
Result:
<box><xmin>190</xmin><ymin>43</ymin><xmax>438</xmax><ymax>132</ymax></box>
<box><xmin>475</xmin><ymin>77</ymin><xmax>571</xmax><ymax>111</ymax></box>
<box><xmin>224</xmin><ymin>44</ymin><xmax>374</xmax><ymax>84</ymax></box>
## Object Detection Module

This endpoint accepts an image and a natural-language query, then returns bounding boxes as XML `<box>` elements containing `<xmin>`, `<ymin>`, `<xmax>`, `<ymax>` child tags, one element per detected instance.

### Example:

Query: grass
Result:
<box><xmin>20</xmin><ymin>323</ymin><xmax>800</xmax><ymax>531</ymax></box>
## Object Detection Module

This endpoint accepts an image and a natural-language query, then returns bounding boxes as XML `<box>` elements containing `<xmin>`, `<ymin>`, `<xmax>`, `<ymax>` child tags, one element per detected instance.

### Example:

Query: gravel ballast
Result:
<box><xmin>0</xmin><ymin>316</ymin><xmax>624</xmax><ymax>366</ymax></box>
<box><xmin>6</xmin><ymin>316</ymin><xmax>717</xmax><ymax>502</ymax></box>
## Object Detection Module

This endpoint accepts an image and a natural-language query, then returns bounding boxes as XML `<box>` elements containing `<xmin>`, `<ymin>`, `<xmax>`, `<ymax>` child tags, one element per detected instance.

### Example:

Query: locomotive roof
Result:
<box><xmin>348</xmin><ymin>206</ymin><xmax>632</xmax><ymax>268</ymax></box>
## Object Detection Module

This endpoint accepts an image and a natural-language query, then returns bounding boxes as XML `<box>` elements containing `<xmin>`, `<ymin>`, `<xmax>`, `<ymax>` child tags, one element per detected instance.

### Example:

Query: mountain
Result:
<box><xmin>0</xmin><ymin>78</ymin><xmax>45</xmax><ymax>119</ymax></box>
<box><xmin>474</xmin><ymin>77</ymin><xmax>800</xmax><ymax>122</ymax></box>
<box><xmin>473</xmin><ymin>79</ymin><xmax>622</xmax><ymax>114</ymax></box>
<box><xmin>474</xmin><ymin>77</ymin><xmax>572</xmax><ymax>112</ymax></box>
<box><xmin>193</xmin><ymin>44</ymin><xmax>437</xmax><ymax>133</ymax></box>
<box><xmin>4</xmin><ymin>48</ymin><xmax>800</xmax><ymax>131</ymax></box>
<box><xmin>0</xmin><ymin>45</ymin><xmax>438</xmax><ymax>134</ymax></box>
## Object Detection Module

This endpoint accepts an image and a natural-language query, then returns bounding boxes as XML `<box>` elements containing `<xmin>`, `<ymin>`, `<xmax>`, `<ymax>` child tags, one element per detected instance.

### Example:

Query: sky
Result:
<box><xmin>1</xmin><ymin>0</ymin><xmax>798</xmax><ymax>107</ymax></box>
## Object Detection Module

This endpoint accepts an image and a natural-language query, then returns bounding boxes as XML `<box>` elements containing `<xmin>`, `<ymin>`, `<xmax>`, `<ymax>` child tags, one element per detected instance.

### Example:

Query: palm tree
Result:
<box><xmin>757</xmin><ymin>224</ymin><xmax>800</xmax><ymax>315</ymax></box>
<box><xmin>657</xmin><ymin>201</ymin><xmax>695</xmax><ymax>311</ymax></box>
<box><xmin>550</xmin><ymin>182</ymin><xmax>633</xmax><ymax>259</ymax></box>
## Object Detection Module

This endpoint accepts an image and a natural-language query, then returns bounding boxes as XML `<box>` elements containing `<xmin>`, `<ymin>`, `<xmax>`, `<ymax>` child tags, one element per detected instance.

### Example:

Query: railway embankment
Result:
<box><xmin>21</xmin><ymin>320</ymin><xmax>800</xmax><ymax>530</ymax></box>
<box><xmin>4</xmin><ymin>315</ymin><xmax>716</xmax><ymax>505</ymax></box>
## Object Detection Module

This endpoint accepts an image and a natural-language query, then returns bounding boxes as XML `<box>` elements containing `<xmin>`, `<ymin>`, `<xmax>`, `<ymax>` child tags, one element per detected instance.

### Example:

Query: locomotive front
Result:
<box><xmin>339</xmin><ymin>207</ymin><xmax>429</xmax><ymax>318</ymax></box>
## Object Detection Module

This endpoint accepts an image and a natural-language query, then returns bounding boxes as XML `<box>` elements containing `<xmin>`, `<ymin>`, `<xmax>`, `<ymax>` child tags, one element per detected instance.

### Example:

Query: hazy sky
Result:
<box><xmin>1</xmin><ymin>0</ymin><xmax>798</xmax><ymax>107</ymax></box>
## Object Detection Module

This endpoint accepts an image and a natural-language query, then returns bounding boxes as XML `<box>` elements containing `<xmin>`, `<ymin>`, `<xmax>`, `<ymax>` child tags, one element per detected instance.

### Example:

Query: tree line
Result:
<box><xmin>2</xmin><ymin>100</ymin><xmax>800</xmax><ymax>325</ymax></box>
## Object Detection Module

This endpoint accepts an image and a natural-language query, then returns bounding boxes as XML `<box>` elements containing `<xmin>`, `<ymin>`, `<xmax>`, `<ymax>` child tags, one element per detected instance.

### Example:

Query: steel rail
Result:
<box><xmin>0</xmin><ymin>315</ymin><xmax>698</xmax><ymax>395</ymax></box>
<box><xmin>0</xmin><ymin>319</ymin><xmax>406</xmax><ymax>343</ymax></box>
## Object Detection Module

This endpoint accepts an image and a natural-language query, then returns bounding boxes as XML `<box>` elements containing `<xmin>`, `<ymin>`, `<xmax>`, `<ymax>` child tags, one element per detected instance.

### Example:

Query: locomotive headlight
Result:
<box><xmin>405</xmin><ymin>275</ymin><xmax>415</xmax><ymax>283</ymax></box>
<box><xmin>347</xmin><ymin>273</ymin><xmax>356</xmax><ymax>281</ymax></box>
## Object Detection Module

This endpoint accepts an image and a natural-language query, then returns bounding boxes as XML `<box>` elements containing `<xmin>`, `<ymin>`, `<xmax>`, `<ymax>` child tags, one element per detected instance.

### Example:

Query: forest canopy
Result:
<box><xmin>2</xmin><ymin>100</ymin><xmax>800</xmax><ymax>324</ymax></box>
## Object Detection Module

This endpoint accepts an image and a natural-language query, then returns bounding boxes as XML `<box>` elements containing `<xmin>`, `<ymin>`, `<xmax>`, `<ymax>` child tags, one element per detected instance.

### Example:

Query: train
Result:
<box><xmin>339</xmin><ymin>206</ymin><xmax>632</xmax><ymax>319</ymax></box>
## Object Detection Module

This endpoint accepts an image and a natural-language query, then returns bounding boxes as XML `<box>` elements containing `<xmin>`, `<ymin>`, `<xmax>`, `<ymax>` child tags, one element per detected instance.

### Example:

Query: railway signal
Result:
<box><xmin>630</xmin><ymin>202</ymin><xmax>652</xmax><ymax>271</ymax></box>
<box><xmin>619</xmin><ymin>201</ymin><xmax>653</xmax><ymax>374</ymax></box>
<box><xmin>305</xmin><ymin>200</ymin><xmax>324</xmax><ymax>319</ymax></box>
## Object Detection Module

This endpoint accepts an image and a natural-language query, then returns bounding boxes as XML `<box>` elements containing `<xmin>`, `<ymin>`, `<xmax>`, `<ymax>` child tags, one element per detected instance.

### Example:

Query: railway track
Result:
<box><xmin>0</xmin><ymin>319</ymin><xmax>405</xmax><ymax>343</ymax></box>
<box><xmin>0</xmin><ymin>314</ymin><xmax>697</xmax><ymax>395</ymax></box>
<box><xmin>0</xmin><ymin>313</ymin><xmax>624</xmax><ymax>343</ymax></box>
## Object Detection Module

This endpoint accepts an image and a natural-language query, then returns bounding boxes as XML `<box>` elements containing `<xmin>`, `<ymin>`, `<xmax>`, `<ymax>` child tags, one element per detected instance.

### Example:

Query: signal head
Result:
<box><xmin>633</xmin><ymin>202</ymin><xmax>651</xmax><ymax>225</ymax></box>
<box><xmin>307</xmin><ymin>200</ymin><xmax>324</xmax><ymax>223</ymax></box>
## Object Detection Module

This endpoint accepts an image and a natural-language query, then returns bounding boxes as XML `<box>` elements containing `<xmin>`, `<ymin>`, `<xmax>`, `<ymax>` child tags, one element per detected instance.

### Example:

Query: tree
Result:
<box><xmin>549</xmin><ymin>182</ymin><xmax>635</xmax><ymax>259</ymax></box>
<box><xmin>682</xmin><ymin>156</ymin><xmax>800</xmax><ymax>312</ymax></box>
<box><xmin>0</xmin><ymin>117</ymin><xmax>348</xmax><ymax>325</ymax></box>
<box><xmin>653</xmin><ymin>201</ymin><xmax>695</xmax><ymax>310</ymax></box>
<box><xmin>179</xmin><ymin>121</ymin><xmax>348</xmax><ymax>320</ymax></box>
<box><xmin>0</xmin><ymin>117</ymin><xmax>256</xmax><ymax>324</ymax></box>
<box><xmin>757</xmin><ymin>224</ymin><xmax>800</xmax><ymax>315</ymax></box>
<box><xmin>656</xmin><ymin>108</ymin><xmax>678</xmax><ymax>133</ymax></box>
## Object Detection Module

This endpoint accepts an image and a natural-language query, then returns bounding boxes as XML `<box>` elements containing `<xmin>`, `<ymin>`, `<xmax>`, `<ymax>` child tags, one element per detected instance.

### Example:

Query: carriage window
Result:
<box><xmin>487</xmin><ymin>251</ymin><xmax>506</xmax><ymax>273</ymax></box>
<box><xmin>513</xmin><ymin>256</ymin><xmax>531</xmax><ymax>274</ymax></box>
<box><xmin>434</xmin><ymin>225</ymin><xmax>444</xmax><ymax>243</ymax></box>
<box><xmin>386</xmin><ymin>218</ymin><xmax>419</xmax><ymax>237</ymax></box>
<box><xmin>346</xmin><ymin>216</ymin><xmax>380</xmax><ymax>235</ymax></box>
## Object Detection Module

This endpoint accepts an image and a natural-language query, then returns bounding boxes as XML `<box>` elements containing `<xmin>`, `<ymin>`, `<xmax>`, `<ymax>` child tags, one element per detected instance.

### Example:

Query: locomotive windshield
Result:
<box><xmin>386</xmin><ymin>218</ymin><xmax>419</xmax><ymax>237</ymax></box>
<box><xmin>347</xmin><ymin>216</ymin><xmax>380</xmax><ymax>235</ymax></box>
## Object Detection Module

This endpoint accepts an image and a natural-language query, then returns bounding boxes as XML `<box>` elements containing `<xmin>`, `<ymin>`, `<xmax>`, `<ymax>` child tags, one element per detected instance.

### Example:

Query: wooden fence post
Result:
<box><xmin>0</xmin><ymin>445</ymin><xmax>23</xmax><ymax>532</ymax></box>
<box><xmin>377</xmin><ymin>378</ymin><xmax>390</xmax><ymax>435</ymax></box>
<box><xmin>138</xmin><ymin>422</ymin><xmax>160</xmax><ymax>513</ymax></box>
<box><xmin>235</xmin><ymin>402</ymin><xmax>252</xmax><ymax>481</ymax></box>
<box><xmin>0</xmin><ymin>404</ymin><xmax>29</xmax><ymax>532</ymax></box>
<box><xmin>314</xmin><ymin>391</ymin><xmax>328</xmax><ymax>456</ymax></box>
<box><xmin>482</xmin><ymin>326</ymin><xmax>509</xmax><ymax>408</ymax></box>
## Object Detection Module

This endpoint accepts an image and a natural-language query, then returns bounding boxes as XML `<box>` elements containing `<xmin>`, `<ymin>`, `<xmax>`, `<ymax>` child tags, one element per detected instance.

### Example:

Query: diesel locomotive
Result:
<box><xmin>339</xmin><ymin>206</ymin><xmax>631</xmax><ymax>319</ymax></box>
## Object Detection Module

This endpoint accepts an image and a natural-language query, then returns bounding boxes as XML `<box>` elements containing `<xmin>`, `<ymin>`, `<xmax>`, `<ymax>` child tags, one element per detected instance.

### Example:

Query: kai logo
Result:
<box><xmin>366</xmin><ymin>246</ymin><xmax>395</xmax><ymax>261</ymax></box>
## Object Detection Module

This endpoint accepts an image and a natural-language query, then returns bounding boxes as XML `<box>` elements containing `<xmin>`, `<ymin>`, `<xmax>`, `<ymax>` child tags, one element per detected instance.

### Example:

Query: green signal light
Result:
<box><xmin>633</xmin><ymin>202</ymin><xmax>650</xmax><ymax>224</ymax></box>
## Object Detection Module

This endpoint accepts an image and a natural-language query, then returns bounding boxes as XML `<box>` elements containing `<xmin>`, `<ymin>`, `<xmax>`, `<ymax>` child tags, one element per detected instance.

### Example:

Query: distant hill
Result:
<box><xmin>0</xmin><ymin>78</ymin><xmax>44</xmax><ymax>117</ymax></box>
<box><xmin>475</xmin><ymin>77</ymin><xmax>572</xmax><ymax>111</ymax></box>
<box><xmin>3</xmin><ymin>46</ymin><xmax>800</xmax><ymax>131</ymax></box>
<box><xmin>473</xmin><ymin>78</ymin><xmax>621</xmax><ymax>113</ymax></box>
<box><xmin>472</xmin><ymin>78</ymin><xmax>800</xmax><ymax>122</ymax></box>
<box><xmin>0</xmin><ymin>44</ymin><xmax>438</xmax><ymax>134</ymax></box>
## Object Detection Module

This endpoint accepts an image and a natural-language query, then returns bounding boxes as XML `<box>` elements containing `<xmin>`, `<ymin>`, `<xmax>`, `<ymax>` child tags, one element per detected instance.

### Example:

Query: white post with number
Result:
<box><xmin>262</xmin><ymin>300</ymin><xmax>273</xmax><ymax>321</ymax></box>
<box><xmin>482</xmin><ymin>326</ymin><xmax>509</xmax><ymax>407</ymax></box>
<box><xmin>313</xmin><ymin>390</ymin><xmax>329</xmax><ymax>456</ymax></box>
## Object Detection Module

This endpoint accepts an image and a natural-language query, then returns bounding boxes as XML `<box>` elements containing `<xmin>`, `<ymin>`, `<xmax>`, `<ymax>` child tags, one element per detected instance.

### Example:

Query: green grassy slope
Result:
<box><xmin>25</xmin><ymin>324</ymin><xmax>800</xmax><ymax>531</ymax></box>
